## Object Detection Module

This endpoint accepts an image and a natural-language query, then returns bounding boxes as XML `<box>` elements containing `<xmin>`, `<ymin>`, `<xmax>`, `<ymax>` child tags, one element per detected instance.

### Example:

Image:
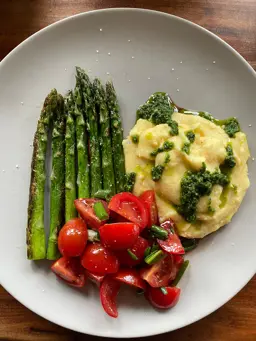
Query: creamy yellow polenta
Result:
<box><xmin>123</xmin><ymin>112</ymin><xmax>250</xmax><ymax>238</ymax></box>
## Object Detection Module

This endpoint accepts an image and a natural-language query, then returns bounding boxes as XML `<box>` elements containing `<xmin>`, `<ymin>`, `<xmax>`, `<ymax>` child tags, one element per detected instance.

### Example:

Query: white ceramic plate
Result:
<box><xmin>0</xmin><ymin>8</ymin><xmax>255</xmax><ymax>338</ymax></box>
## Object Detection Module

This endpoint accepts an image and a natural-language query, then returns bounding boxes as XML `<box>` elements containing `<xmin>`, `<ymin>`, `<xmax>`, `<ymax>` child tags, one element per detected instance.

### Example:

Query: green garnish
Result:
<box><xmin>177</xmin><ymin>163</ymin><xmax>229</xmax><ymax>222</ymax></box>
<box><xmin>94</xmin><ymin>189</ymin><xmax>112</xmax><ymax>201</ymax></box>
<box><xmin>171</xmin><ymin>260</ymin><xmax>189</xmax><ymax>286</ymax></box>
<box><xmin>160</xmin><ymin>287</ymin><xmax>168</xmax><ymax>295</ymax></box>
<box><xmin>230</xmin><ymin>184</ymin><xmax>238</xmax><ymax>194</ymax></box>
<box><xmin>93</xmin><ymin>202</ymin><xmax>109</xmax><ymax>220</ymax></box>
<box><xmin>144</xmin><ymin>246</ymin><xmax>151</xmax><ymax>258</ymax></box>
<box><xmin>144</xmin><ymin>250</ymin><xmax>165</xmax><ymax>265</ymax></box>
<box><xmin>180</xmin><ymin>238</ymin><xmax>199</xmax><ymax>252</ymax></box>
<box><xmin>131</xmin><ymin>135</ymin><xmax>139</xmax><ymax>144</ymax></box>
<box><xmin>150</xmin><ymin>141</ymin><xmax>174</xmax><ymax>157</ymax></box>
<box><xmin>124</xmin><ymin>172</ymin><xmax>136</xmax><ymax>192</ymax></box>
<box><xmin>224</xmin><ymin>143</ymin><xmax>236</xmax><ymax>169</ymax></box>
<box><xmin>182</xmin><ymin>142</ymin><xmax>191</xmax><ymax>155</ymax></box>
<box><xmin>186</xmin><ymin>131</ymin><xmax>195</xmax><ymax>143</ymax></box>
<box><xmin>207</xmin><ymin>198</ymin><xmax>215</xmax><ymax>215</ymax></box>
<box><xmin>127</xmin><ymin>249</ymin><xmax>138</xmax><ymax>260</ymax></box>
<box><xmin>151</xmin><ymin>165</ymin><xmax>164</xmax><ymax>182</ymax></box>
<box><xmin>136</xmin><ymin>92</ymin><xmax>179</xmax><ymax>135</ymax></box>
<box><xmin>150</xmin><ymin>225</ymin><xmax>168</xmax><ymax>240</ymax></box>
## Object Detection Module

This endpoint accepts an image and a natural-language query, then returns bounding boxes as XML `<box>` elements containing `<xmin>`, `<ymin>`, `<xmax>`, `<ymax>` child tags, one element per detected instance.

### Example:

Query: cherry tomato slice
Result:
<box><xmin>139</xmin><ymin>190</ymin><xmax>158</xmax><ymax>227</ymax></box>
<box><xmin>85</xmin><ymin>270</ymin><xmax>104</xmax><ymax>286</ymax></box>
<box><xmin>58</xmin><ymin>218</ymin><xmax>88</xmax><ymax>257</ymax></box>
<box><xmin>51</xmin><ymin>257</ymin><xmax>86</xmax><ymax>288</ymax></box>
<box><xmin>81</xmin><ymin>243</ymin><xmax>119</xmax><ymax>275</ymax></box>
<box><xmin>158</xmin><ymin>220</ymin><xmax>185</xmax><ymax>255</ymax></box>
<box><xmin>113</xmin><ymin>269</ymin><xmax>146</xmax><ymax>290</ymax></box>
<box><xmin>74</xmin><ymin>198</ymin><xmax>109</xmax><ymax>230</ymax></box>
<box><xmin>109</xmin><ymin>192</ymin><xmax>149</xmax><ymax>231</ymax></box>
<box><xmin>147</xmin><ymin>286</ymin><xmax>181</xmax><ymax>309</ymax></box>
<box><xmin>100</xmin><ymin>277</ymin><xmax>121</xmax><ymax>318</ymax></box>
<box><xmin>99</xmin><ymin>222</ymin><xmax>140</xmax><ymax>250</ymax></box>
<box><xmin>115</xmin><ymin>236</ymin><xmax>149</xmax><ymax>267</ymax></box>
<box><xmin>140</xmin><ymin>254</ymin><xmax>175</xmax><ymax>288</ymax></box>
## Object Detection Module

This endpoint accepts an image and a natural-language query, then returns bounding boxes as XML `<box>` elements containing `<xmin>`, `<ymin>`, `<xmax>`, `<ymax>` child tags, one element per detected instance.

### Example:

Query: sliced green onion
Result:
<box><xmin>171</xmin><ymin>260</ymin><xmax>189</xmax><ymax>287</ymax></box>
<box><xmin>151</xmin><ymin>243</ymin><xmax>160</xmax><ymax>253</ymax></box>
<box><xmin>87</xmin><ymin>229</ymin><xmax>100</xmax><ymax>242</ymax></box>
<box><xmin>160</xmin><ymin>287</ymin><xmax>168</xmax><ymax>295</ymax></box>
<box><xmin>127</xmin><ymin>249</ymin><xmax>138</xmax><ymax>260</ymax></box>
<box><xmin>93</xmin><ymin>202</ymin><xmax>109</xmax><ymax>221</ymax></box>
<box><xmin>151</xmin><ymin>225</ymin><xmax>168</xmax><ymax>240</ymax></box>
<box><xmin>145</xmin><ymin>250</ymin><xmax>165</xmax><ymax>265</ymax></box>
<box><xmin>144</xmin><ymin>246</ymin><xmax>151</xmax><ymax>258</ymax></box>
<box><xmin>181</xmin><ymin>238</ymin><xmax>198</xmax><ymax>252</ymax></box>
<box><xmin>94</xmin><ymin>189</ymin><xmax>111</xmax><ymax>201</ymax></box>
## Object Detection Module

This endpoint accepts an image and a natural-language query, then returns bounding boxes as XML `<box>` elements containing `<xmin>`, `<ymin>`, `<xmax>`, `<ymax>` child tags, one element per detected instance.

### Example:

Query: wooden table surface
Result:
<box><xmin>0</xmin><ymin>1</ymin><xmax>255</xmax><ymax>340</ymax></box>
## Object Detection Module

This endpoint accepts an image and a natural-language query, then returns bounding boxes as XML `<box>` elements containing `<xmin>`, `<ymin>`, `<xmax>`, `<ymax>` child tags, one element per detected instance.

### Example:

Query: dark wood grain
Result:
<box><xmin>0</xmin><ymin>1</ymin><xmax>255</xmax><ymax>340</ymax></box>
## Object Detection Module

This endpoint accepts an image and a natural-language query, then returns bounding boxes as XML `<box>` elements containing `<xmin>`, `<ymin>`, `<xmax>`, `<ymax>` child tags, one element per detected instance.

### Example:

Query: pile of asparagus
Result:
<box><xmin>27</xmin><ymin>68</ymin><xmax>125</xmax><ymax>260</ymax></box>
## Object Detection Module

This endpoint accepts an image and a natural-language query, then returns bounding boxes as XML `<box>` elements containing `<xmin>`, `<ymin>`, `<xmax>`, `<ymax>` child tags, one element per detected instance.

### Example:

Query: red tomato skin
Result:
<box><xmin>51</xmin><ymin>257</ymin><xmax>86</xmax><ymax>288</ymax></box>
<box><xmin>58</xmin><ymin>218</ymin><xmax>88</xmax><ymax>257</ymax></box>
<box><xmin>108</xmin><ymin>192</ymin><xmax>149</xmax><ymax>231</ymax></box>
<box><xmin>147</xmin><ymin>286</ymin><xmax>181</xmax><ymax>309</ymax></box>
<box><xmin>140</xmin><ymin>255</ymin><xmax>175</xmax><ymax>288</ymax></box>
<box><xmin>100</xmin><ymin>277</ymin><xmax>121</xmax><ymax>318</ymax></box>
<box><xmin>115</xmin><ymin>236</ymin><xmax>149</xmax><ymax>267</ymax></box>
<box><xmin>81</xmin><ymin>243</ymin><xmax>119</xmax><ymax>275</ymax></box>
<box><xmin>74</xmin><ymin>198</ymin><xmax>109</xmax><ymax>230</ymax></box>
<box><xmin>139</xmin><ymin>190</ymin><xmax>158</xmax><ymax>227</ymax></box>
<box><xmin>85</xmin><ymin>270</ymin><xmax>104</xmax><ymax>286</ymax></box>
<box><xmin>158</xmin><ymin>220</ymin><xmax>185</xmax><ymax>255</ymax></box>
<box><xmin>112</xmin><ymin>269</ymin><xmax>146</xmax><ymax>290</ymax></box>
<box><xmin>99</xmin><ymin>223</ymin><xmax>140</xmax><ymax>250</ymax></box>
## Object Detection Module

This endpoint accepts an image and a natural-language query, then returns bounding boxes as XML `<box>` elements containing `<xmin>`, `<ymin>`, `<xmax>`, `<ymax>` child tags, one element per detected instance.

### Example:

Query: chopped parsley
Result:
<box><xmin>182</xmin><ymin>131</ymin><xmax>195</xmax><ymax>155</ymax></box>
<box><xmin>124</xmin><ymin>172</ymin><xmax>136</xmax><ymax>192</ymax></box>
<box><xmin>177</xmin><ymin>163</ymin><xmax>229</xmax><ymax>223</ymax></box>
<box><xmin>150</xmin><ymin>141</ymin><xmax>174</xmax><ymax>157</ymax></box>
<box><xmin>224</xmin><ymin>143</ymin><xmax>236</xmax><ymax>168</ymax></box>
<box><xmin>131</xmin><ymin>134</ymin><xmax>139</xmax><ymax>144</ymax></box>
<box><xmin>182</xmin><ymin>142</ymin><xmax>191</xmax><ymax>155</ymax></box>
<box><xmin>136</xmin><ymin>92</ymin><xmax>179</xmax><ymax>135</ymax></box>
<box><xmin>186</xmin><ymin>131</ymin><xmax>195</xmax><ymax>143</ymax></box>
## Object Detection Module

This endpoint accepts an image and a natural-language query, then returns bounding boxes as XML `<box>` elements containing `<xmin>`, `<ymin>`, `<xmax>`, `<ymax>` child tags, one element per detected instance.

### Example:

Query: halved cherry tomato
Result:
<box><xmin>158</xmin><ymin>220</ymin><xmax>185</xmax><ymax>255</ymax></box>
<box><xmin>139</xmin><ymin>190</ymin><xmax>158</xmax><ymax>227</ymax></box>
<box><xmin>147</xmin><ymin>286</ymin><xmax>181</xmax><ymax>309</ymax></box>
<box><xmin>140</xmin><ymin>254</ymin><xmax>175</xmax><ymax>288</ymax></box>
<box><xmin>115</xmin><ymin>236</ymin><xmax>149</xmax><ymax>267</ymax></box>
<box><xmin>81</xmin><ymin>243</ymin><xmax>119</xmax><ymax>275</ymax></box>
<box><xmin>74</xmin><ymin>199</ymin><xmax>109</xmax><ymax>230</ymax></box>
<box><xmin>100</xmin><ymin>277</ymin><xmax>121</xmax><ymax>318</ymax></box>
<box><xmin>113</xmin><ymin>269</ymin><xmax>146</xmax><ymax>290</ymax></box>
<box><xmin>109</xmin><ymin>192</ymin><xmax>149</xmax><ymax>231</ymax></box>
<box><xmin>51</xmin><ymin>257</ymin><xmax>86</xmax><ymax>288</ymax></box>
<box><xmin>99</xmin><ymin>222</ymin><xmax>140</xmax><ymax>250</ymax></box>
<box><xmin>85</xmin><ymin>270</ymin><xmax>104</xmax><ymax>286</ymax></box>
<box><xmin>58</xmin><ymin>218</ymin><xmax>88</xmax><ymax>257</ymax></box>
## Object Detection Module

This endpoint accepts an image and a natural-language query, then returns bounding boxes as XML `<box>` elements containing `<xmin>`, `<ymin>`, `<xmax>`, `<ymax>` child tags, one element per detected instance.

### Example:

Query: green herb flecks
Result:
<box><xmin>144</xmin><ymin>250</ymin><xmax>165</xmax><ymax>265</ymax></box>
<box><xmin>136</xmin><ymin>92</ymin><xmax>179</xmax><ymax>135</ymax></box>
<box><xmin>151</xmin><ymin>153</ymin><xmax>170</xmax><ymax>182</ymax></box>
<box><xmin>182</xmin><ymin>142</ymin><xmax>191</xmax><ymax>155</ymax></box>
<box><xmin>207</xmin><ymin>198</ymin><xmax>215</xmax><ymax>215</ymax></box>
<box><xmin>124</xmin><ymin>172</ymin><xmax>136</xmax><ymax>192</ymax></box>
<box><xmin>127</xmin><ymin>249</ymin><xmax>138</xmax><ymax>260</ymax></box>
<box><xmin>177</xmin><ymin>163</ymin><xmax>229</xmax><ymax>223</ymax></box>
<box><xmin>224</xmin><ymin>143</ymin><xmax>236</xmax><ymax>169</ymax></box>
<box><xmin>150</xmin><ymin>225</ymin><xmax>168</xmax><ymax>240</ymax></box>
<box><xmin>171</xmin><ymin>260</ymin><xmax>189</xmax><ymax>287</ymax></box>
<box><xmin>150</xmin><ymin>141</ymin><xmax>174</xmax><ymax>157</ymax></box>
<box><xmin>186</xmin><ymin>130</ymin><xmax>195</xmax><ymax>143</ymax></box>
<box><xmin>131</xmin><ymin>135</ymin><xmax>139</xmax><ymax>144</ymax></box>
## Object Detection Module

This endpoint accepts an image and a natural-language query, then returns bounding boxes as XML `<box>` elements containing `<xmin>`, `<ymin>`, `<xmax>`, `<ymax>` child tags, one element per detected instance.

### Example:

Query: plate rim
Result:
<box><xmin>0</xmin><ymin>7</ymin><xmax>255</xmax><ymax>338</ymax></box>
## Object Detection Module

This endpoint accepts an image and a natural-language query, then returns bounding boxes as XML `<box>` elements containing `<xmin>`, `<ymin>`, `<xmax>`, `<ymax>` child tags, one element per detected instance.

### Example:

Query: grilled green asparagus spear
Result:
<box><xmin>93</xmin><ymin>78</ymin><xmax>116</xmax><ymax>196</ymax></box>
<box><xmin>47</xmin><ymin>94</ymin><xmax>65</xmax><ymax>260</ymax></box>
<box><xmin>76</xmin><ymin>67</ymin><xmax>102</xmax><ymax>196</ymax></box>
<box><xmin>74</xmin><ymin>73</ymin><xmax>90</xmax><ymax>198</ymax></box>
<box><xmin>106</xmin><ymin>81</ymin><xmax>125</xmax><ymax>193</ymax></box>
<box><xmin>27</xmin><ymin>89</ymin><xmax>58</xmax><ymax>260</ymax></box>
<box><xmin>65</xmin><ymin>92</ymin><xmax>77</xmax><ymax>221</ymax></box>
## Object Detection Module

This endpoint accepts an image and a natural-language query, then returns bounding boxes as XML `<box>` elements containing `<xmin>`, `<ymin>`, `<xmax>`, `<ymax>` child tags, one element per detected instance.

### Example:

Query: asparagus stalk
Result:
<box><xmin>74</xmin><ymin>74</ymin><xmax>90</xmax><ymax>198</ymax></box>
<box><xmin>46</xmin><ymin>94</ymin><xmax>65</xmax><ymax>260</ymax></box>
<box><xmin>106</xmin><ymin>81</ymin><xmax>125</xmax><ymax>193</ymax></box>
<box><xmin>93</xmin><ymin>78</ymin><xmax>116</xmax><ymax>196</ymax></box>
<box><xmin>27</xmin><ymin>89</ymin><xmax>58</xmax><ymax>260</ymax></box>
<box><xmin>65</xmin><ymin>92</ymin><xmax>77</xmax><ymax>221</ymax></box>
<box><xmin>76</xmin><ymin>67</ymin><xmax>102</xmax><ymax>196</ymax></box>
